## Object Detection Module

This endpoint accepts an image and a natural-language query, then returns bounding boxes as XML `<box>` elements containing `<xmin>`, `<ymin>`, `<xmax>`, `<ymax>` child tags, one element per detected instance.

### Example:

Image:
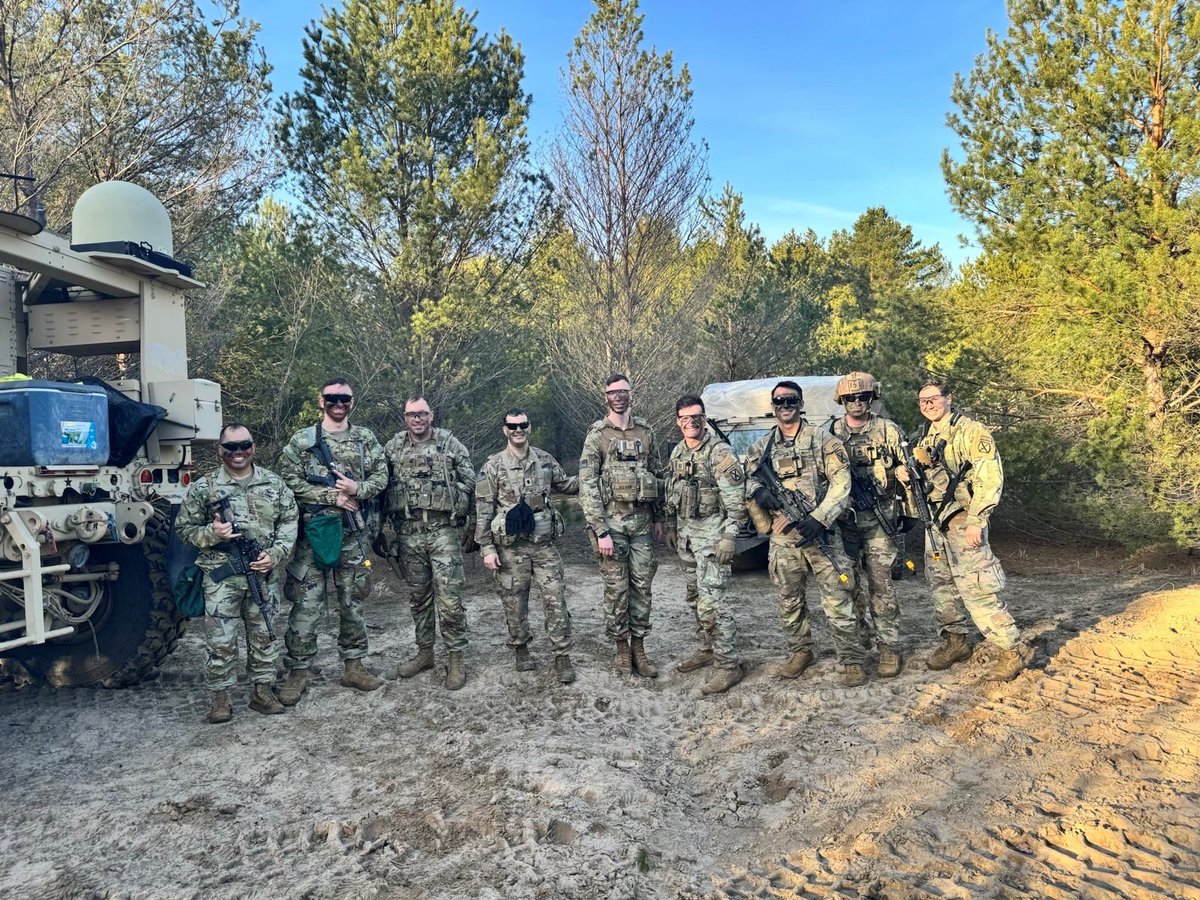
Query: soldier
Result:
<box><xmin>476</xmin><ymin>408</ymin><xmax>579</xmax><ymax>683</ymax></box>
<box><xmin>277</xmin><ymin>378</ymin><xmax>388</xmax><ymax>705</ymax></box>
<box><xmin>665</xmin><ymin>394</ymin><xmax>748</xmax><ymax>695</ymax></box>
<box><xmin>910</xmin><ymin>379</ymin><xmax>1030</xmax><ymax>681</ymax></box>
<box><xmin>579</xmin><ymin>373</ymin><xmax>665</xmax><ymax>677</ymax></box>
<box><xmin>829</xmin><ymin>372</ymin><xmax>907</xmax><ymax>678</ymax></box>
<box><xmin>384</xmin><ymin>396</ymin><xmax>476</xmax><ymax>690</ymax></box>
<box><xmin>177</xmin><ymin>423</ymin><xmax>298</xmax><ymax>724</ymax></box>
<box><xmin>745</xmin><ymin>380</ymin><xmax>866</xmax><ymax>686</ymax></box>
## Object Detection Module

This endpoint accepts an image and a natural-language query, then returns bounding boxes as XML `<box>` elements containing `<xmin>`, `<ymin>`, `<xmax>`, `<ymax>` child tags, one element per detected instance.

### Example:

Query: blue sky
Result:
<box><xmin>242</xmin><ymin>0</ymin><xmax>1009</xmax><ymax>265</ymax></box>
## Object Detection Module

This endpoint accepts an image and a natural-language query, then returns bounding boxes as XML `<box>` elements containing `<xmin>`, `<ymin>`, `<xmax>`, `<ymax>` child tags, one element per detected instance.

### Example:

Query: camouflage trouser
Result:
<box><xmin>398</xmin><ymin>526</ymin><xmax>467</xmax><ymax>652</ymax></box>
<box><xmin>201</xmin><ymin>570</ymin><xmax>281</xmax><ymax>691</ymax></box>
<box><xmin>494</xmin><ymin>540</ymin><xmax>572</xmax><ymax>654</ymax></box>
<box><xmin>926</xmin><ymin>514</ymin><xmax>1019</xmax><ymax>650</ymax></box>
<box><xmin>839</xmin><ymin>513</ymin><xmax>901</xmax><ymax>649</ymax></box>
<box><xmin>678</xmin><ymin>550</ymin><xmax>703</xmax><ymax>647</ymax></box>
<box><xmin>596</xmin><ymin>528</ymin><xmax>657</xmax><ymax>641</ymax></box>
<box><xmin>768</xmin><ymin>528</ymin><xmax>863</xmax><ymax>665</ymax></box>
<box><xmin>677</xmin><ymin>517</ymin><xmax>739</xmax><ymax>669</ymax></box>
<box><xmin>283</xmin><ymin>540</ymin><xmax>370</xmax><ymax>670</ymax></box>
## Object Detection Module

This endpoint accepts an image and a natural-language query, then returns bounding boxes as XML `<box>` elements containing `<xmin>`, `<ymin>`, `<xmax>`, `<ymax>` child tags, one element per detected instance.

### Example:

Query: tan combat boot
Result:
<box><xmin>926</xmin><ymin>632</ymin><xmax>973</xmax><ymax>671</ymax></box>
<box><xmin>779</xmin><ymin>649</ymin><xmax>815</xmax><ymax>679</ymax></box>
<box><xmin>988</xmin><ymin>645</ymin><xmax>1031</xmax><ymax>682</ymax></box>
<box><xmin>445</xmin><ymin>650</ymin><xmax>466</xmax><ymax>690</ymax></box>
<box><xmin>877</xmin><ymin>647</ymin><xmax>902</xmax><ymax>679</ymax></box>
<box><xmin>676</xmin><ymin>647</ymin><xmax>714</xmax><ymax>673</ymax></box>
<box><xmin>249</xmin><ymin>683</ymin><xmax>285</xmax><ymax>715</ymax></box>
<box><xmin>515</xmin><ymin>644</ymin><xmax>537</xmax><ymax>672</ymax></box>
<box><xmin>278</xmin><ymin>669</ymin><xmax>308</xmax><ymax>706</ymax></box>
<box><xmin>843</xmin><ymin>664</ymin><xmax>868</xmax><ymax>687</ymax></box>
<box><xmin>701</xmin><ymin>664</ymin><xmax>744</xmax><ymax>695</ymax></box>
<box><xmin>555</xmin><ymin>654</ymin><xmax>576</xmax><ymax>684</ymax></box>
<box><xmin>612</xmin><ymin>639</ymin><xmax>632</xmax><ymax>675</ymax></box>
<box><xmin>396</xmin><ymin>645</ymin><xmax>434</xmax><ymax>678</ymax></box>
<box><xmin>207</xmin><ymin>690</ymin><xmax>232</xmax><ymax>724</ymax></box>
<box><xmin>342</xmin><ymin>658</ymin><xmax>384</xmax><ymax>692</ymax></box>
<box><xmin>630</xmin><ymin>637</ymin><xmax>659</xmax><ymax>678</ymax></box>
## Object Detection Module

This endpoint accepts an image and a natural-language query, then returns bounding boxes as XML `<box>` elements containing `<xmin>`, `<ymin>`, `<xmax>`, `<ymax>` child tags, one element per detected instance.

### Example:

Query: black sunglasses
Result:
<box><xmin>323</xmin><ymin>393</ymin><xmax>354</xmax><ymax>405</ymax></box>
<box><xmin>841</xmin><ymin>392</ymin><xmax>874</xmax><ymax>404</ymax></box>
<box><xmin>220</xmin><ymin>440</ymin><xmax>255</xmax><ymax>452</ymax></box>
<box><xmin>505</xmin><ymin>421</ymin><xmax>530</xmax><ymax>431</ymax></box>
<box><xmin>771</xmin><ymin>395</ymin><xmax>801</xmax><ymax>408</ymax></box>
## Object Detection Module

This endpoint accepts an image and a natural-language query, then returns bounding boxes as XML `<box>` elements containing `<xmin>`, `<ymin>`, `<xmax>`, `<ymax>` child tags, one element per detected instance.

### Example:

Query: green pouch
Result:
<box><xmin>307</xmin><ymin>514</ymin><xmax>345</xmax><ymax>569</ymax></box>
<box><xmin>173</xmin><ymin>563</ymin><xmax>206</xmax><ymax>618</ymax></box>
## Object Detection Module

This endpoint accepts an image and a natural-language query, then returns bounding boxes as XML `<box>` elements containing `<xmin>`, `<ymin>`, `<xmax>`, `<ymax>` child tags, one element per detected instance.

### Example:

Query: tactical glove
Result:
<box><xmin>751</xmin><ymin>486</ymin><xmax>783</xmax><ymax>511</ymax></box>
<box><xmin>796</xmin><ymin>515</ymin><xmax>825</xmax><ymax>544</ymax></box>
<box><xmin>715</xmin><ymin>535</ymin><xmax>737</xmax><ymax>565</ymax></box>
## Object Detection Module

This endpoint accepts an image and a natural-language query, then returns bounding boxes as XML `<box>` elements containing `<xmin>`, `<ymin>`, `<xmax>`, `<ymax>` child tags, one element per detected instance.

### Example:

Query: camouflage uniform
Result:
<box><xmin>579</xmin><ymin>416</ymin><xmax>664</xmax><ymax>641</ymax></box>
<box><xmin>177</xmin><ymin>466</ymin><xmax>298</xmax><ymax>691</ymax></box>
<box><xmin>830</xmin><ymin>414</ymin><xmax>905</xmax><ymax>650</ymax></box>
<box><xmin>745</xmin><ymin>425</ymin><xmax>862</xmax><ymax>665</ymax></box>
<box><xmin>384</xmin><ymin>427</ymin><xmax>475</xmax><ymax>652</ymax></box>
<box><xmin>475</xmin><ymin>447</ymin><xmax>578</xmax><ymax>653</ymax></box>
<box><xmin>912</xmin><ymin>412</ymin><xmax>1020</xmax><ymax>650</ymax></box>
<box><xmin>665</xmin><ymin>432</ymin><xmax>748</xmax><ymax>669</ymax></box>
<box><xmin>278</xmin><ymin>424</ymin><xmax>388</xmax><ymax>670</ymax></box>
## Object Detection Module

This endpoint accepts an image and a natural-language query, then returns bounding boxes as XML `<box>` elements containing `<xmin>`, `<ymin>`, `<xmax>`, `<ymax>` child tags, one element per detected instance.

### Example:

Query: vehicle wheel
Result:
<box><xmin>6</xmin><ymin>504</ymin><xmax>186</xmax><ymax>687</ymax></box>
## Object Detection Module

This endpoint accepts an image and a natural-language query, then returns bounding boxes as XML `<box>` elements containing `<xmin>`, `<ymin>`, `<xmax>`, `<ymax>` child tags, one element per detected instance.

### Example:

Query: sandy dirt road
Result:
<box><xmin>1</xmin><ymin>537</ymin><xmax>1198</xmax><ymax>899</ymax></box>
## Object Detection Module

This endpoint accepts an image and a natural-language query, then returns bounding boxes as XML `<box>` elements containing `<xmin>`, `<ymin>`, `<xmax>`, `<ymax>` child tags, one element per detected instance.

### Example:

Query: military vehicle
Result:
<box><xmin>0</xmin><ymin>181</ymin><xmax>220</xmax><ymax>686</ymax></box>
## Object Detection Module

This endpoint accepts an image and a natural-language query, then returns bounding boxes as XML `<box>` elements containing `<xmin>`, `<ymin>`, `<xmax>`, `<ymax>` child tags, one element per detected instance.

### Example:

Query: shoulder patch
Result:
<box><xmin>978</xmin><ymin>437</ymin><xmax>993</xmax><ymax>454</ymax></box>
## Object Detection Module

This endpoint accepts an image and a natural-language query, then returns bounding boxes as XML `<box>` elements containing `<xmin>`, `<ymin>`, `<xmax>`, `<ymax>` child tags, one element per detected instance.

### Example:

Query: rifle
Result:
<box><xmin>898</xmin><ymin>439</ymin><xmax>945</xmax><ymax>562</ymax></box>
<box><xmin>306</xmin><ymin>424</ymin><xmax>373</xmax><ymax>568</ymax></box>
<box><xmin>754</xmin><ymin>437</ymin><xmax>849</xmax><ymax>584</ymax></box>
<box><xmin>211</xmin><ymin>496</ymin><xmax>276</xmax><ymax>640</ymax></box>
<box><xmin>848</xmin><ymin>468</ymin><xmax>915</xmax><ymax>573</ymax></box>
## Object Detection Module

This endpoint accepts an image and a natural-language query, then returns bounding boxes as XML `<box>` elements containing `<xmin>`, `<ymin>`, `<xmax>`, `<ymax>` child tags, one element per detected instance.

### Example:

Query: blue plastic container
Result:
<box><xmin>0</xmin><ymin>380</ymin><xmax>110</xmax><ymax>466</ymax></box>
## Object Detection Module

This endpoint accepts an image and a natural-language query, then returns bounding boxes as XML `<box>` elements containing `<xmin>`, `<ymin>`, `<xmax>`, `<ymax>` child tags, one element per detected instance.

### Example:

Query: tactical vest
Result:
<box><xmin>596</xmin><ymin>420</ymin><xmax>659</xmax><ymax>506</ymax></box>
<box><xmin>489</xmin><ymin>450</ymin><xmax>562</xmax><ymax>545</ymax></box>
<box><xmin>830</xmin><ymin>417</ymin><xmax>894</xmax><ymax>471</ymax></box>
<box><xmin>668</xmin><ymin>440</ymin><xmax>723</xmax><ymax>520</ymax></box>
<box><xmin>388</xmin><ymin>429</ymin><xmax>465</xmax><ymax>518</ymax></box>
<box><xmin>913</xmin><ymin>413</ymin><xmax>972</xmax><ymax>513</ymax></box>
<box><xmin>761</xmin><ymin>426</ymin><xmax>827</xmax><ymax>506</ymax></box>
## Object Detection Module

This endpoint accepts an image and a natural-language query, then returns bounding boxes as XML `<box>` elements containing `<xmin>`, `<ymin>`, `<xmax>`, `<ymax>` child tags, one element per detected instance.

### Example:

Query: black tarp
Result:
<box><xmin>80</xmin><ymin>376</ymin><xmax>167</xmax><ymax>466</ymax></box>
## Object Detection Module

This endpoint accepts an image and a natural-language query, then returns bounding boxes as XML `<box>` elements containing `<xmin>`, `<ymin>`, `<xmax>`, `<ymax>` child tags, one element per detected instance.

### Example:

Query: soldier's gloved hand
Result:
<box><xmin>796</xmin><ymin>515</ymin><xmax>825</xmax><ymax>543</ymax></box>
<box><xmin>371</xmin><ymin>531</ymin><xmax>392</xmax><ymax>558</ymax></box>
<box><xmin>751</xmin><ymin>487</ymin><xmax>783</xmax><ymax>511</ymax></box>
<box><xmin>665</xmin><ymin>526</ymin><xmax>678</xmax><ymax>552</ymax></box>
<box><xmin>715</xmin><ymin>535</ymin><xmax>736</xmax><ymax>565</ymax></box>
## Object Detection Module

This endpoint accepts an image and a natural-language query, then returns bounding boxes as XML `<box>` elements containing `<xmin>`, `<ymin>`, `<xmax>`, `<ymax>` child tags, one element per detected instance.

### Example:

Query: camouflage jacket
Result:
<box><xmin>475</xmin><ymin>446</ymin><xmax>578</xmax><ymax>555</ymax></box>
<box><xmin>665</xmin><ymin>432</ymin><xmax>748</xmax><ymax>538</ymax></box>
<box><xmin>578</xmin><ymin>414</ymin><xmax>664</xmax><ymax>533</ymax></box>
<box><xmin>277</xmin><ymin>424</ymin><xmax>388</xmax><ymax>517</ymax></box>
<box><xmin>913</xmin><ymin>411</ymin><xmax>1003</xmax><ymax>529</ymax></box>
<box><xmin>384</xmin><ymin>427</ymin><xmax>476</xmax><ymax>521</ymax></box>
<box><xmin>829</xmin><ymin>413</ymin><xmax>908</xmax><ymax>510</ymax></box>
<box><xmin>177</xmin><ymin>465</ymin><xmax>299</xmax><ymax>572</ymax></box>
<box><xmin>744</xmin><ymin>423</ymin><xmax>851</xmax><ymax>528</ymax></box>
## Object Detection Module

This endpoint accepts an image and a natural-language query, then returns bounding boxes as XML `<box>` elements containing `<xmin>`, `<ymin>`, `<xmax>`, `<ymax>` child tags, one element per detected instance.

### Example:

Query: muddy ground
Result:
<box><xmin>1</xmin><ymin>533</ymin><xmax>1198</xmax><ymax>899</ymax></box>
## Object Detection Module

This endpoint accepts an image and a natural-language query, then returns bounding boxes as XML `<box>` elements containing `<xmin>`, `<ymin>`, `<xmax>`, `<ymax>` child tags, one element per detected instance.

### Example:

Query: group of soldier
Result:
<box><xmin>177</xmin><ymin>372</ymin><xmax>1031</xmax><ymax>724</ymax></box>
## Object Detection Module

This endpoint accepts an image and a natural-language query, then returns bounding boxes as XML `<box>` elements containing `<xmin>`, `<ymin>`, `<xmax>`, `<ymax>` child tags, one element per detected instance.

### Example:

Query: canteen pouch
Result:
<box><xmin>173</xmin><ymin>563</ymin><xmax>206</xmax><ymax>618</ymax></box>
<box><xmin>306</xmin><ymin>514</ymin><xmax>345</xmax><ymax>570</ymax></box>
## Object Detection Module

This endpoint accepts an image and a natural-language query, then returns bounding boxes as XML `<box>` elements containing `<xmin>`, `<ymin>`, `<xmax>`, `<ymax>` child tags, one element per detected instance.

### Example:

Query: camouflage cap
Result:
<box><xmin>835</xmin><ymin>371</ymin><xmax>879</xmax><ymax>403</ymax></box>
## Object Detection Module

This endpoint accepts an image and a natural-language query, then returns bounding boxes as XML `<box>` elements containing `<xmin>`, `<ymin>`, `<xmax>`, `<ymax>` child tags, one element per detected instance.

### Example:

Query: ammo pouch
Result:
<box><xmin>606</xmin><ymin>465</ymin><xmax>639</xmax><ymax>503</ymax></box>
<box><xmin>306</xmin><ymin>514</ymin><xmax>345</xmax><ymax>570</ymax></box>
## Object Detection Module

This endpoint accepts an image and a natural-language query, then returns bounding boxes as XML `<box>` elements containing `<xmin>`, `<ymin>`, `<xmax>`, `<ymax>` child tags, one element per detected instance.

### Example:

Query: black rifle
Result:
<box><xmin>848</xmin><ymin>468</ymin><xmax>915</xmax><ymax>573</ymax></box>
<box><xmin>306</xmin><ymin>424</ymin><xmax>372</xmax><ymax>566</ymax></box>
<box><xmin>210</xmin><ymin>496</ymin><xmax>275</xmax><ymax>640</ymax></box>
<box><xmin>754</xmin><ymin>437</ymin><xmax>849</xmax><ymax>584</ymax></box>
<box><xmin>898</xmin><ymin>439</ymin><xmax>946</xmax><ymax>562</ymax></box>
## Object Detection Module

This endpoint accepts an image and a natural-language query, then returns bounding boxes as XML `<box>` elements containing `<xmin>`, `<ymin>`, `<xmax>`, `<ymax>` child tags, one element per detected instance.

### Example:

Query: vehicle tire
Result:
<box><xmin>6</xmin><ymin>504</ymin><xmax>186</xmax><ymax>687</ymax></box>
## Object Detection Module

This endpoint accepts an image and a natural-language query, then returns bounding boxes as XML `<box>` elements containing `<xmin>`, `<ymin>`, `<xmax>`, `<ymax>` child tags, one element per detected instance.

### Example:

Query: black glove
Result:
<box><xmin>796</xmin><ymin>515</ymin><xmax>825</xmax><ymax>544</ymax></box>
<box><xmin>751</xmin><ymin>486</ymin><xmax>783</xmax><ymax>511</ymax></box>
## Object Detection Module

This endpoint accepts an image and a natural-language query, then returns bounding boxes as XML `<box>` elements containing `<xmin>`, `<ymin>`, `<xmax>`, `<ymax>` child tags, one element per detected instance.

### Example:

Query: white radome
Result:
<box><xmin>71</xmin><ymin>181</ymin><xmax>174</xmax><ymax>257</ymax></box>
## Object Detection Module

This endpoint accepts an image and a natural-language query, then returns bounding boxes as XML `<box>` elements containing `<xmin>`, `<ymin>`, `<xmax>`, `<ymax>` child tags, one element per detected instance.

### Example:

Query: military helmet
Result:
<box><xmin>835</xmin><ymin>371</ymin><xmax>879</xmax><ymax>404</ymax></box>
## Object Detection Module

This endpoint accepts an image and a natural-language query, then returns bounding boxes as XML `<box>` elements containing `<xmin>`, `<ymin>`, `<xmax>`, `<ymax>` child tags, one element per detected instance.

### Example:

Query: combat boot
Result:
<box><xmin>926</xmin><ymin>632</ymin><xmax>973</xmax><ymax>671</ymax></box>
<box><xmin>515</xmin><ymin>644</ymin><xmax>537</xmax><ymax>672</ymax></box>
<box><xmin>396</xmin><ymin>645</ymin><xmax>434</xmax><ymax>678</ymax></box>
<box><xmin>612</xmin><ymin>639</ymin><xmax>632</xmax><ymax>675</ymax></box>
<box><xmin>877</xmin><ymin>647</ymin><xmax>902</xmax><ymax>679</ymax></box>
<box><xmin>779</xmin><ymin>649</ymin><xmax>814</xmax><ymax>679</ymax></box>
<box><xmin>701</xmin><ymin>664</ymin><xmax>744</xmax><ymax>695</ymax></box>
<box><xmin>445</xmin><ymin>650</ymin><xmax>466</xmax><ymax>690</ymax></box>
<box><xmin>207</xmin><ymin>690</ymin><xmax>232</xmax><ymax>725</ymax></box>
<box><xmin>249</xmin><ymin>683</ymin><xmax>285</xmax><ymax>715</ymax></box>
<box><xmin>630</xmin><ymin>637</ymin><xmax>659</xmax><ymax>678</ymax></box>
<box><xmin>555</xmin><ymin>654</ymin><xmax>576</xmax><ymax>684</ymax></box>
<box><xmin>675</xmin><ymin>647</ymin><xmax>714</xmax><ymax>673</ymax></box>
<box><xmin>843</xmin><ymin>664</ymin><xmax>868</xmax><ymax>687</ymax></box>
<box><xmin>342</xmin><ymin>658</ymin><xmax>384</xmax><ymax>692</ymax></box>
<box><xmin>277</xmin><ymin>669</ymin><xmax>308</xmax><ymax>706</ymax></box>
<box><xmin>988</xmin><ymin>645</ymin><xmax>1031</xmax><ymax>682</ymax></box>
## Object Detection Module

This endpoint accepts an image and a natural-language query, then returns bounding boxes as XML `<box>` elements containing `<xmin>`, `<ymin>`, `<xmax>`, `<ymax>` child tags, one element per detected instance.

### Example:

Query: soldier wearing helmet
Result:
<box><xmin>829</xmin><ymin>372</ymin><xmax>908</xmax><ymax>680</ymax></box>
